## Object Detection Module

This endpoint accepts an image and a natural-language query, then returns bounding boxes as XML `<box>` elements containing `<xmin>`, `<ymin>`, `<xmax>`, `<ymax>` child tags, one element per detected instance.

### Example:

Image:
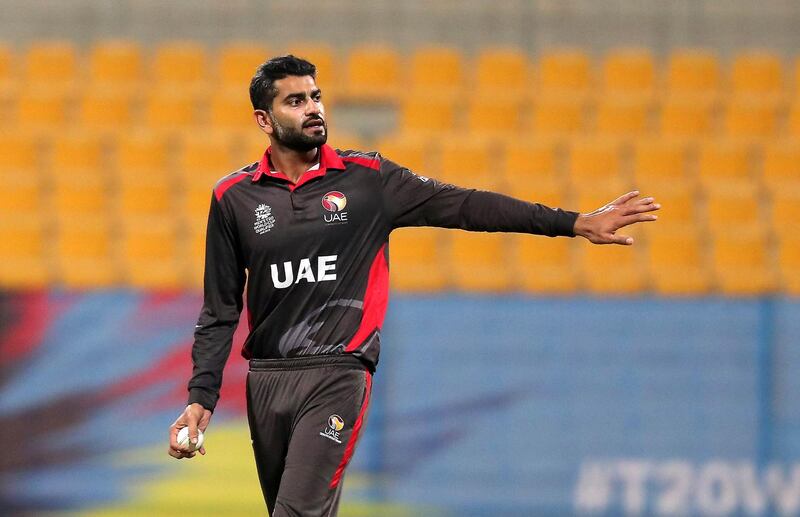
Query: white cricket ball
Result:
<box><xmin>177</xmin><ymin>427</ymin><xmax>204</xmax><ymax>452</ymax></box>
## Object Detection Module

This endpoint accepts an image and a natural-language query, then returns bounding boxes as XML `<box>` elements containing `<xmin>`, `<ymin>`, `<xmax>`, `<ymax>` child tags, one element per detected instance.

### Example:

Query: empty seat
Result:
<box><xmin>0</xmin><ymin>132</ymin><xmax>39</xmax><ymax>178</ymax></box>
<box><xmin>466</xmin><ymin>96</ymin><xmax>523</xmax><ymax>135</ymax></box>
<box><xmin>566</xmin><ymin>138</ymin><xmax>624</xmax><ymax>187</ymax></box>
<box><xmin>646</xmin><ymin>229</ymin><xmax>710</xmax><ymax>295</ymax></box>
<box><xmin>636</xmin><ymin>182</ymin><xmax>696</xmax><ymax>228</ymax></box>
<box><xmin>666</xmin><ymin>49</ymin><xmax>721</xmax><ymax>97</ymax></box>
<box><xmin>537</xmin><ymin>49</ymin><xmax>592</xmax><ymax>96</ymax></box>
<box><xmin>113</xmin><ymin>131</ymin><xmax>170</xmax><ymax>175</ymax></box>
<box><xmin>375</xmin><ymin>134</ymin><xmax>429</xmax><ymax>174</ymax></box>
<box><xmin>208</xmin><ymin>90</ymin><xmax>254</xmax><ymax>131</ymax></box>
<box><xmin>14</xmin><ymin>90</ymin><xmax>69</xmax><ymax>132</ymax></box>
<box><xmin>658</xmin><ymin>95</ymin><xmax>716</xmax><ymax>138</ymax></box>
<box><xmin>448</xmin><ymin>232</ymin><xmax>511</xmax><ymax>291</ymax></box>
<box><xmin>697</xmin><ymin>138</ymin><xmax>754</xmax><ymax>188</ymax></box>
<box><xmin>438</xmin><ymin>135</ymin><xmax>499</xmax><ymax>190</ymax></box>
<box><xmin>50</xmin><ymin>132</ymin><xmax>105</xmax><ymax>173</ymax></box>
<box><xmin>731</xmin><ymin>51</ymin><xmax>784</xmax><ymax>97</ymax></box>
<box><xmin>120</xmin><ymin>218</ymin><xmax>181</xmax><ymax>289</ymax></box>
<box><xmin>632</xmin><ymin>137</ymin><xmax>690</xmax><ymax>187</ymax></box>
<box><xmin>117</xmin><ymin>175</ymin><xmax>173</xmax><ymax>218</ymax></box>
<box><xmin>501</xmin><ymin>139</ymin><xmax>561</xmax><ymax>184</ymax></box>
<box><xmin>409</xmin><ymin>46</ymin><xmax>464</xmax><ymax>94</ymax></box>
<box><xmin>601</xmin><ymin>48</ymin><xmax>656</xmax><ymax>97</ymax></box>
<box><xmin>777</xmin><ymin>235</ymin><xmax>800</xmax><ymax>294</ymax></box>
<box><xmin>24</xmin><ymin>41</ymin><xmax>78</xmax><ymax>87</ymax></box>
<box><xmin>344</xmin><ymin>44</ymin><xmax>402</xmax><ymax>102</ymax></box>
<box><xmin>769</xmin><ymin>186</ymin><xmax>800</xmax><ymax>230</ymax></box>
<box><xmin>77</xmin><ymin>88</ymin><xmax>135</xmax><ymax>133</ymax></box>
<box><xmin>704</xmin><ymin>184</ymin><xmax>765</xmax><ymax>233</ymax></box>
<box><xmin>0</xmin><ymin>215</ymin><xmax>49</xmax><ymax>288</ymax></box>
<box><xmin>788</xmin><ymin>100</ymin><xmax>800</xmax><ymax>138</ymax></box>
<box><xmin>143</xmin><ymin>88</ymin><xmax>198</xmax><ymax>130</ymax></box>
<box><xmin>595</xmin><ymin>96</ymin><xmax>652</xmax><ymax>137</ymax></box>
<box><xmin>0</xmin><ymin>174</ymin><xmax>41</xmax><ymax>215</ymax></box>
<box><xmin>399</xmin><ymin>96</ymin><xmax>456</xmax><ymax>134</ymax></box>
<box><xmin>475</xmin><ymin>47</ymin><xmax>529</xmax><ymax>95</ymax></box>
<box><xmin>55</xmin><ymin>216</ymin><xmax>118</xmax><ymax>288</ymax></box>
<box><xmin>52</xmin><ymin>175</ymin><xmax>107</xmax><ymax>216</ymax></box>
<box><xmin>87</xmin><ymin>40</ymin><xmax>143</xmax><ymax>88</ymax></box>
<box><xmin>175</xmin><ymin>131</ymin><xmax>238</xmax><ymax>187</ymax></box>
<box><xmin>579</xmin><ymin>240</ymin><xmax>646</xmax><ymax>294</ymax></box>
<box><xmin>762</xmin><ymin>139</ymin><xmax>800</xmax><ymax>189</ymax></box>
<box><xmin>722</xmin><ymin>97</ymin><xmax>779</xmax><ymax>139</ymax></box>
<box><xmin>389</xmin><ymin>227</ymin><xmax>447</xmax><ymax>292</ymax></box>
<box><xmin>216</xmin><ymin>42</ymin><xmax>269</xmax><ymax>89</ymax></box>
<box><xmin>710</xmin><ymin>231</ymin><xmax>776</xmax><ymax>295</ymax></box>
<box><xmin>512</xmin><ymin>235</ymin><xmax>577</xmax><ymax>293</ymax></box>
<box><xmin>530</xmin><ymin>95</ymin><xmax>587</xmax><ymax>136</ymax></box>
<box><xmin>151</xmin><ymin>41</ymin><xmax>209</xmax><ymax>93</ymax></box>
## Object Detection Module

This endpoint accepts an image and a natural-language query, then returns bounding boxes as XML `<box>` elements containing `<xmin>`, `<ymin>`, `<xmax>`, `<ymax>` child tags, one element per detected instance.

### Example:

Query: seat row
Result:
<box><xmin>1</xmin><ymin>41</ymin><xmax>800</xmax><ymax>101</ymax></box>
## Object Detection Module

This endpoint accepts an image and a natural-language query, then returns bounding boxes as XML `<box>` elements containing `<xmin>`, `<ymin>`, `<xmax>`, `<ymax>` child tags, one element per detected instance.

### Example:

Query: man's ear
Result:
<box><xmin>254</xmin><ymin>109</ymin><xmax>273</xmax><ymax>135</ymax></box>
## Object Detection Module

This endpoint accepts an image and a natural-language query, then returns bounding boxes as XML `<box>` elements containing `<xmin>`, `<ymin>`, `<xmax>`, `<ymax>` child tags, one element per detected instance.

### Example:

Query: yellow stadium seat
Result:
<box><xmin>117</xmin><ymin>175</ymin><xmax>173</xmax><ymax>218</ymax></box>
<box><xmin>175</xmin><ymin>131</ymin><xmax>238</xmax><ymax>187</ymax></box>
<box><xmin>344</xmin><ymin>44</ymin><xmax>402</xmax><ymax>102</ymax></box>
<box><xmin>467</xmin><ymin>96</ymin><xmax>523</xmax><ymax>135</ymax></box>
<box><xmin>152</xmin><ymin>41</ymin><xmax>209</xmax><ymax>93</ymax></box>
<box><xmin>55</xmin><ymin>216</ymin><xmax>118</xmax><ymax>288</ymax></box>
<box><xmin>785</xmin><ymin>100</ymin><xmax>800</xmax><ymax>138</ymax></box>
<box><xmin>217</xmin><ymin>42</ymin><xmax>269</xmax><ymax>89</ymax></box>
<box><xmin>697</xmin><ymin>138</ymin><xmax>754</xmax><ymax>188</ymax></box>
<box><xmin>284</xmin><ymin>43</ymin><xmax>337</xmax><ymax>99</ymax></box>
<box><xmin>711</xmin><ymin>231</ymin><xmax>776</xmax><ymax>295</ymax></box>
<box><xmin>530</xmin><ymin>95</ymin><xmax>587</xmax><ymax>136</ymax></box>
<box><xmin>0</xmin><ymin>44</ymin><xmax>13</xmax><ymax>82</ymax></box>
<box><xmin>595</xmin><ymin>96</ymin><xmax>652</xmax><ymax>137</ymax></box>
<box><xmin>666</xmin><ymin>49</ymin><xmax>720</xmax><ymax>97</ymax></box>
<box><xmin>389</xmin><ymin>227</ymin><xmax>448</xmax><ymax>292</ymax></box>
<box><xmin>762</xmin><ymin>139</ymin><xmax>800</xmax><ymax>189</ymax></box>
<box><xmin>409</xmin><ymin>46</ymin><xmax>463</xmax><ymax>94</ymax></box>
<box><xmin>704</xmin><ymin>184</ymin><xmax>765</xmax><ymax>233</ymax></box>
<box><xmin>448</xmin><ymin>232</ymin><xmax>511</xmax><ymax>292</ymax></box>
<box><xmin>120</xmin><ymin>218</ymin><xmax>181</xmax><ymax>289</ymax></box>
<box><xmin>731</xmin><ymin>51</ymin><xmax>784</xmax><ymax>97</ymax></box>
<box><xmin>52</xmin><ymin>174</ymin><xmax>107</xmax><ymax>216</ymax></box>
<box><xmin>24</xmin><ymin>41</ymin><xmax>78</xmax><ymax>87</ymax></box>
<box><xmin>50</xmin><ymin>132</ymin><xmax>105</xmax><ymax>172</ymax></box>
<box><xmin>769</xmin><ymin>186</ymin><xmax>800</xmax><ymax>230</ymax></box>
<box><xmin>646</xmin><ymin>229</ymin><xmax>710</xmax><ymax>295</ymax></box>
<box><xmin>638</xmin><ymin>183</ymin><xmax>696</xmax><ymax>228</ymax></box>
<box><xmin>513</xmin><ymin>235</ymin><xmax>578</xmax><ymax>293</ymax></box>
<box><xmin>143</xmin><ymin>88</ymin><xmax>198</xmax><ymax>130</ymax></box>
<box><xmin>182</xmin><ymin>185</ymin><xmax>214</xmax><ymax>230</ymax></box>
<box><xmin>777</xmin><ymin>235</ymin><xmax>800</xmax><ymax>294</ymax></box>
<box><xmin>438</xmin><ymin>135</ymin><xmax>500</xmax><ymax>190</ymax></box>
<box><xmin>566</xmin><ymin>138</ymin><xmax>624</xmax><ymax>186</ymax></box>
<box><xmin>238</xmin><ymin>132</ymin><xmax>268</xmax><ymax>165</ymax></box>
<box><xmin>659</xmin><ymin>95</ymin><xmax>717</xmax><ymax>138</ymax></box>
<box><xmin>375</xmin><ymin>134</ymin><xmax>429</xmax><ymax>173</ymax></box>
<box><xmin>0</xmin><ymin>174</ymin><xmax>40</xmax><ymax>215</ymax></box>
<box><xmin>0</xmin><ymin>215</ymin><xmax>49</xmax><ymax>288</ymax></box>
<box><xmin>0</xmin><ymin>132</ymin><xmax>39</xmax><ymax>176</ymax></box>
<box><xmin>475</xmin><ymin>47</ymin><xmax>530</xmax><ymax>95</ymax></box>
<box><xmin>501</xmin><ymin>139</ymin><xmax>561</xmax><ymax>184</ymax></box>
<box><xmin>0</xmin><ymin>44</ymin><xmax>17</xmax><ymax>100</ymax></box>
<box><xmin>723</xmin><ymin>97</ymin><xmax>780</xmax><ymax>139</ymax></box>
<box><xmin>399</xmin><ymin>96</ymin><xmax>456</xmax><ymax>134</ymax></box>
<box><xmin>579</xmin><ymin>239</ymin><xmax>646</xmax><ymax>294</ymax></box>
<box><xmin>15</xmin><ymin>90</ymin><xmax>69</xmax><ymax>132</ymax></box>
<box><xmin>209</xmin><ymin>90</ymin><xmax>254</xmax><ymax>131</ymax></box>
<box><xmin>632</xmin><ymin>137</ymin><xmax>690</xmax><ymax>187</ymax></box>
<box><xmin>537</xmin><ymin>49</ymin><xmax>593</xmax><ymax>96</ymax></box>
<box><xmin>77</xmin><ymin>88</ymin><xmax>135</xmax><ymax>134</ymax></box>
<box><xmin>87</xmin><ymin>40</ymin><xmax>143</xmax><ymax>88</ymax></box>
<box><xmin>602</xmin><ymin>48</ymin><xmax>656</xmax><ymax>97</ymax></box>
<box><xmin>114</xmin><ymin>131</ymin><xmax>170</xmax><ymax>173</ymax></box>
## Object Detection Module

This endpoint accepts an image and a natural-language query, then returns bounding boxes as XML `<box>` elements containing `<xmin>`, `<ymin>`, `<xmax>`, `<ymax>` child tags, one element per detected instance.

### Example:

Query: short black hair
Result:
<box><xmin>249</xmin><ymin>55</ymin><xmax>317</xmax><ymax>111</ymax></box>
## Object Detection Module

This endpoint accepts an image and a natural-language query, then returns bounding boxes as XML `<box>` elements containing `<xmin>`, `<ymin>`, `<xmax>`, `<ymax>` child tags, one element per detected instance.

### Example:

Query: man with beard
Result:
<box><xmin>168</xmin><ymin>55</ymin><xmax>660</xmax><ymax>516</ymax></box>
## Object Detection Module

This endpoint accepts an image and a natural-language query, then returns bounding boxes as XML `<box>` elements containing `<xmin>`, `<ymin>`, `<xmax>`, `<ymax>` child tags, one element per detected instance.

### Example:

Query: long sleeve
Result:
<box><xmin>379</xmin><ymin>157</ymin><xmax>579</xmax><ymax>236</ymax></box>
<box><xmin>187</xmin><ymin>193</ymin><xmax>246</xmax><ymax>412</ymax></box>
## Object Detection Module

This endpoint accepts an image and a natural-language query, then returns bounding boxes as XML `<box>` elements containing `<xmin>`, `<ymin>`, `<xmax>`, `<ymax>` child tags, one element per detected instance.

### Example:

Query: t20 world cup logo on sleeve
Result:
<box><xmin>321</xmin><ymin>191</ymin><xmax>347</xmax><ymax>212</ymax></box>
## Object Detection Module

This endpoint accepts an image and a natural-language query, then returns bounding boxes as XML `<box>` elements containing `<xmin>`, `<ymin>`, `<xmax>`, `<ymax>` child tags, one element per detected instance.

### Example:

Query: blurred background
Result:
<box><xmin>0</xmin><ymin>0</ymin><xmax>799</xmax><ymax>515</ymax></box>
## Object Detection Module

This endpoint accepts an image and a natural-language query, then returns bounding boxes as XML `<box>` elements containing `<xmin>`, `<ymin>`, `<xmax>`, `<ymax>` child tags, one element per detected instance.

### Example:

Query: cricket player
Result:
<box><xmin>168</xmin><ymin>55</ymin><xmax>660</xmax><ymax>516</ymax></box>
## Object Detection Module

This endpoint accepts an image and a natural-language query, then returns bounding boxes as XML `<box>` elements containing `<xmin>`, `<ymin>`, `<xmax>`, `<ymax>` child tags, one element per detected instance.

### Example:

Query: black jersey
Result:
<box><xmin>187</xmin><ymin>144</ymin><xmax>579</xmax><ymax>411</ymax></box>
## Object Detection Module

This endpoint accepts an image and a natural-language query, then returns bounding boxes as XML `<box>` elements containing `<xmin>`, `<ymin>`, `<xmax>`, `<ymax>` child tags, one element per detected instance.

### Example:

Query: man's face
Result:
<box><xmin>265</xmin><ymin>75</ymin><xmax>327</xmax><ymax>152</ymax></box>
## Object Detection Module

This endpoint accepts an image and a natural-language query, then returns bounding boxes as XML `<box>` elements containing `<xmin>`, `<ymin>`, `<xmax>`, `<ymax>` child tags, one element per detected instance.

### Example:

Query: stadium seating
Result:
<box><xmin>448</xmin><ymin>232</ymin><xmax>512</xmax><ymax>291</ymax></box>
<box><xmin>389</xmin><ymin>228</ymin><xmax>447</xmax><ymax>291</ymax></box>
<box><xmin>537</xmin><ymin>49</ymin><xmax>593</xmax><ymax>97</ymax></box>
<box><xmin>666</xmin><ymin>49</ymin><xmax>721</xmax><ymax>98</ymax></box>
<box><xmin>513</xmin><ymin>236</ymin><xmax>578</xmax><ymax>293</ymax></box>
<box><xmin>344</xmin><ymin>44</ymin><xmax>402</xmax><ymax>102</ymax></box>
<box><xmin>474</xmin><ymin>47</ymin><xmax>530</xmax><ymax>96</ymax></box>
<box><xmin>216</xmin><ymin>42</ymin><xmax>269</xmax><ymax>90</ymax></box>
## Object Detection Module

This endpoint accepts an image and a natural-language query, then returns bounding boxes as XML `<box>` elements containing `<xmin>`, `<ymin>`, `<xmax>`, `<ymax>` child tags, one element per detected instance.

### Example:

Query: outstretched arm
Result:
<box><xmin>573</xmin><ymin>191</ymin><xmax>660</xmax><ymax>245</ymax></box>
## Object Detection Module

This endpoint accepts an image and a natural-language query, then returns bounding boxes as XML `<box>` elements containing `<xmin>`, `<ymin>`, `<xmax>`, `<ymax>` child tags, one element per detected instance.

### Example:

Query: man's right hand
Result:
<box><xmin>168</xmin><ymin>403</ymin><xmax>212</xmax><ymax>459</ymax></box>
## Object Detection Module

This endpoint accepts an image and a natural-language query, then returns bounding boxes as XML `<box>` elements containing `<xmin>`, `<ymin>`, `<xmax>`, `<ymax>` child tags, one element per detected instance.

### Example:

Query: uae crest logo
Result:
<box><xmin>254</xmin><ymin>204</ymin><xmax>276</xmax><ymax>234</ymax></box>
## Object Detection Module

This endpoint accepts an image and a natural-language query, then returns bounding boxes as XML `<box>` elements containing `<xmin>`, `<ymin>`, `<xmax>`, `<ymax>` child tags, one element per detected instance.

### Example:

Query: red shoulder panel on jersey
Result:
<box><xmin>344</xmin><ymin>244</ymin><xmax>389</xmax><ymax>352</ymax></box>
<box><xmin>214</xmin><ymin>173</ymin><xmax>252</xmax><ymax>201</ymax></box>
<box><xmin>341</xmin><ymin>155</ymin><xmax>380</xmax><ymax>171</ymax></box>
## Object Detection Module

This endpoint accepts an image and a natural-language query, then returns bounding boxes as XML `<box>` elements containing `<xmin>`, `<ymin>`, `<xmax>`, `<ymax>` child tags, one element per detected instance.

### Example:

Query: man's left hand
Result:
<box><xmin>573</xmin><ymin>190</ymin><xmax>660</xmax><ymax>245</ymax></box>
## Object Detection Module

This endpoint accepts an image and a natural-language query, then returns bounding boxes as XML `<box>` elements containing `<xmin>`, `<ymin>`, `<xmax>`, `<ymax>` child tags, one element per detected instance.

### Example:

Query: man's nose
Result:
<box><xmin>305</xmin><ymin>98</ymin><xmax>321</xmax><ymax>116</ymax></box>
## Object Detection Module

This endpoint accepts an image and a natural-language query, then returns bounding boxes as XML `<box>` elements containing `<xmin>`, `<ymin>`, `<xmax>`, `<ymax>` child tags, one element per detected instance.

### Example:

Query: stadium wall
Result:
<box><xmin>1</xmin><ymin>292</ymin><xmax>798</xmax><ymax>515</ymax></box>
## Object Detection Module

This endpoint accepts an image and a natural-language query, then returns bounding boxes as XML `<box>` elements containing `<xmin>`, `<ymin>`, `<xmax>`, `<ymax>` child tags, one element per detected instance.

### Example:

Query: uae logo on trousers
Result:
<box><xmin>320</xmin><ymin>414</ymin><xmax>344</xmax><ymax>444</ymax></box>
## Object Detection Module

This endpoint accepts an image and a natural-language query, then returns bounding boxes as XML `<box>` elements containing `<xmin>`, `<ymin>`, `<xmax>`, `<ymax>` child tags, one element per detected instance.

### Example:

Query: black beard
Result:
<box><xmin>271</xmin><ymin>116</ymin><xmax>328</xmax><ymax>152</ymax></box>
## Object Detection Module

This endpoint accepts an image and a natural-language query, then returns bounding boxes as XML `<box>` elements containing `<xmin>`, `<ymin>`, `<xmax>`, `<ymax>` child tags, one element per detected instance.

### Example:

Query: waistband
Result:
<box><xmin>249</xmin><ymin>354</ymin><xmax>367</xmax><ymax>372</ymax></box>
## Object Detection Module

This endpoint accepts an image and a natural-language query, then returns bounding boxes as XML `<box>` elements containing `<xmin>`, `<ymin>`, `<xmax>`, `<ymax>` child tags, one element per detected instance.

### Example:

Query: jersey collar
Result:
<box><xmin>252</xmin><ymin>144</ymin><xmax>346</xmax><ymax>190</ymax></box>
